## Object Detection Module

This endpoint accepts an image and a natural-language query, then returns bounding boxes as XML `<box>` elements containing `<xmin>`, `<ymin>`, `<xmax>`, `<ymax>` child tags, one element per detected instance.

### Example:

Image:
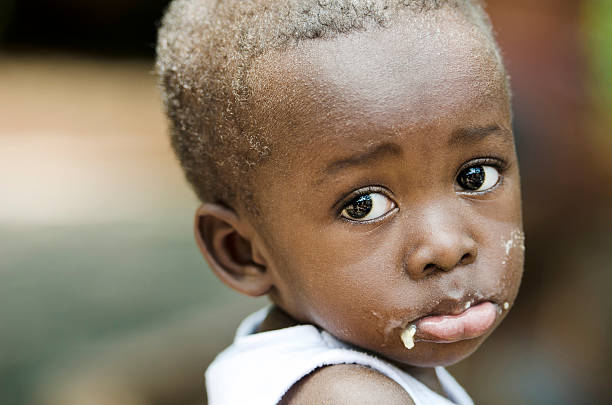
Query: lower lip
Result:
<box><xmin>415</xmin><ymin>301</ymin><xmax>498</xmax><ymax>342</ymax></box>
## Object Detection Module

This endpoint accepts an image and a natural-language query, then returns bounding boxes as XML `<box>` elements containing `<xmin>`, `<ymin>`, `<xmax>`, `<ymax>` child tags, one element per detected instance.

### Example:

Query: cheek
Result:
<box><xmin>277</xmin><ymin>230</ymin><xmax>413</xmax><ymax>341</ymax></box>
<box><xmin>477</xmin><ymin>223</ymin><xmax>525</xmax><ymax>306</ymax></box>
<box><xmin>499</xmin><ymin>227</ymin><xmax>525</xmax><ymax>301</ymax></box>
<box><xmin>472</xmin><ymin>173</ymin><xmax>524</xmax><ymax>303</ymax></box>
<box><xmin>279</xmin><ymin>222</ymin><xmax>395</xmax><ymax>289</ymax></box>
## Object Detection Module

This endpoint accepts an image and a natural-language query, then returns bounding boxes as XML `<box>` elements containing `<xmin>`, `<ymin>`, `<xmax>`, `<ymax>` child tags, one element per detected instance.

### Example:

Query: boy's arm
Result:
<box><xmin>279</xmin><ymin>364</ymin><xmax>416</xmax><ymax>405</ymax></box>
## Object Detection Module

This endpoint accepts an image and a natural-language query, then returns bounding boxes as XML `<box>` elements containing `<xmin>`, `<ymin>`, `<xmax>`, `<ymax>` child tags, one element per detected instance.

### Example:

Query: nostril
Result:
<box><xmin>423</xmin><ymin>263</ymin><xmax>437</xmax><ymax>273</ymax></box>
<box><xmin>417</xmin><ymin>251</ymin><xmax>475</xmax><ymax>277</ymax></box>
<box><xmin>459</xmin><ymin>253</ymin><xmax>472</xmax><ymax>265</ymax></box>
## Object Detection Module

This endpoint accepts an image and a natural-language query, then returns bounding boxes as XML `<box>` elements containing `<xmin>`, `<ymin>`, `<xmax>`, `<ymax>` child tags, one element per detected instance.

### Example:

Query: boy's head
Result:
<box><xmin>156</xmin><ymin>0</ymin><xmax>502</xmax><ymax>214</ymax></box>
<box><xmin>157</xmin><ymin>0</ymin><xmax>523</xmax><ymax>367</ymax></box>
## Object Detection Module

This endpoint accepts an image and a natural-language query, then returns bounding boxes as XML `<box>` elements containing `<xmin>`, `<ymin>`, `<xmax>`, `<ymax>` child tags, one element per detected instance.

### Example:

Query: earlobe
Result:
<box><xmin>194</xmin><ymin>203</ymin><xmax>271</xmax><ymax>297</ymax></box>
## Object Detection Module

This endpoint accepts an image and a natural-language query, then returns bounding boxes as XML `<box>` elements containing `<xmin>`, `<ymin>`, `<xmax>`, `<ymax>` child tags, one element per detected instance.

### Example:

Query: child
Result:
<box><xmin>156</xmin><ymin>0</ymin><xmax>525</xmax><ymax>403</ymax></box>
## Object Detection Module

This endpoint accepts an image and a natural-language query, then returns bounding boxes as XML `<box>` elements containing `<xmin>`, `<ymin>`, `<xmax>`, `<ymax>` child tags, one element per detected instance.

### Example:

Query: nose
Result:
<box><xmin>402</xmin><ymin>206</ymin><xmax>477</xmax><ymax>280</ymax></box>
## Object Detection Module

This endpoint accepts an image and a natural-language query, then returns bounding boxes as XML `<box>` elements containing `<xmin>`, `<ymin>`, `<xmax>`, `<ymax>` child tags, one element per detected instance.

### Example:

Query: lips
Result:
<box><xmin>414</xmin><ymin>301</ymin><xmax>498</xmax><ymax>342</ymax></box>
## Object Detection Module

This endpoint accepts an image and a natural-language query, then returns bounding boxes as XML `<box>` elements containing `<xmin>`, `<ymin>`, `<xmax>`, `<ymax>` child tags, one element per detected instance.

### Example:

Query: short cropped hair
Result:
<box><xmin>156</xmin><ymin>0</ymin><xmax>499</xmax><ymax>213</ymax></box>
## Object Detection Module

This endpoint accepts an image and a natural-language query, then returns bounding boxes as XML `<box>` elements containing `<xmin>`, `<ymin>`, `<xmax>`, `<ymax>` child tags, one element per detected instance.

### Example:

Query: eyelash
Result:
<box><xmin>458</xmin><ymin>157</ymin><xmax>509</xmax><ymax>173</ymax></box>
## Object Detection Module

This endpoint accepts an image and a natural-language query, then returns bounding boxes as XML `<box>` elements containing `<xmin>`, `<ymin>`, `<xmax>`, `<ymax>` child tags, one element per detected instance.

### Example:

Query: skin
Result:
<box><xmin>196</xmin><ymin>7</ymin><xmax>524</xmax><ymax>403</ymax></box>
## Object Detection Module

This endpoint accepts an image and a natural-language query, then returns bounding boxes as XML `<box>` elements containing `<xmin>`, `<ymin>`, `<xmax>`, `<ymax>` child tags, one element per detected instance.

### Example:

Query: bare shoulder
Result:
<box><xmin>279</xmin><ymin>364</ymin><xmax>416</xmax><ymax>405</ymax></box>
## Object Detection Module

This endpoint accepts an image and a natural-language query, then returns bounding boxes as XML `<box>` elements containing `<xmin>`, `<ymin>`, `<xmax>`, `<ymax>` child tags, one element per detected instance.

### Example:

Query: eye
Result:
<box><xmin>341</xmin><ymin>192</ymin><xmax>396</xmax><ymax>222</ymax></box>
<box><xmin>457</xmin><ymin>165</ymin><xmax>500</xmax><ymax>192</ymax></box>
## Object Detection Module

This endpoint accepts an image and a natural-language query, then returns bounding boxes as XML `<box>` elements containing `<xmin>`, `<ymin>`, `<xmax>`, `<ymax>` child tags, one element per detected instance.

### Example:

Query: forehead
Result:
<box><xmin>245</xmin><ymin>7</ymin><xmax>509</xmax><ymax>170</ymax></box>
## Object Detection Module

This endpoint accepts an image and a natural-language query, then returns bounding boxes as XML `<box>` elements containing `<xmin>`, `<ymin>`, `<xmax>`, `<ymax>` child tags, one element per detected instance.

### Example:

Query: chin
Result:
<box><xmin>391</xmin><ymin>337</ymin><xmax>486</xmax><ymax>368</ymax></box>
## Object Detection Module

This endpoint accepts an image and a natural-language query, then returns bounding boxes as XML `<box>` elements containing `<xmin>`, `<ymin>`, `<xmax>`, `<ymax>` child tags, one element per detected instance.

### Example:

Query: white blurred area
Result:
<box><xmin>0</xmin><ymin>55</ymin><xmax>263</xmax><ymax>405</ymax></box>
<box><xmin>0</xmin><ymin>55</ymin><xmax>196</xmax><ymax>225</ymax></box>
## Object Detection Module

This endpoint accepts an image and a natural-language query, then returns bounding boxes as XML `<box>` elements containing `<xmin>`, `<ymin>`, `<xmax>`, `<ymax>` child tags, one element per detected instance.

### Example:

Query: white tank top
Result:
<box><xmin>206</xmin><ymin>307</ymin><xmax>474</xmax><ymax>405</ymax></box>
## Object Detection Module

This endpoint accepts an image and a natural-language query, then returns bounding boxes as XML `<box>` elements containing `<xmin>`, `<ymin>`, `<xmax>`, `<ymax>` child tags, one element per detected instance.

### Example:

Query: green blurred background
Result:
<box><xmin>1</xmin><ymin>1</ymin><xmax>611</xmax><ymax>404</ymax></box>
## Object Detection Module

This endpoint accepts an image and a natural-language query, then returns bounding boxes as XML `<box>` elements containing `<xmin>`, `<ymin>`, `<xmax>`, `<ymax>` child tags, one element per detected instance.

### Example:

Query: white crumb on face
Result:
<box><xmin>502</xmin><ymin>229</ymin><xmax>526</xmax><ymax>262</ymax></box>
<box><xmin>401</xmin><ymin>325</ymin><xmax>417</xmax><ymax>350</ymax></box>
<box><xmin>503</xmin><ymin>302</ymin><xmax>509</xmax><ymax>310</ymax></box>
<box><xmin>504</xmin><ymin>239</ymin><xmax>512</xmax><ymax>255</ymax></box>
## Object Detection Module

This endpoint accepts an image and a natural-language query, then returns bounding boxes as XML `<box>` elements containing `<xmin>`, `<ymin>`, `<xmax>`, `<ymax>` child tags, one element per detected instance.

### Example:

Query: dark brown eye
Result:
<box><xmin>344</xmin><ymin>194</ymin><xmax>372</xmax><ymax>219</ymax></box>
<box><xmin>457</xmin><ymin>165</ymin><xmax>500</xmax><ymax>192</ymax></box>
<box><xmin>458</xmin><ymin>166</ymin><xmax>485</xmax><ymax>190</ymax></box>
<box><xmin>341</xmin><ymin>193</ymin><xmax>396</xmax><ymax>222</ymax></box>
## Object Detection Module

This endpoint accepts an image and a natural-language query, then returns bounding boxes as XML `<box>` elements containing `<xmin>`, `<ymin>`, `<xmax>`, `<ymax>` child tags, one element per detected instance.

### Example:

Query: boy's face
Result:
<box><xmin>243</xmin><ymin>10</ymin><xmax>523</xmax><ymax>367</ymax></box>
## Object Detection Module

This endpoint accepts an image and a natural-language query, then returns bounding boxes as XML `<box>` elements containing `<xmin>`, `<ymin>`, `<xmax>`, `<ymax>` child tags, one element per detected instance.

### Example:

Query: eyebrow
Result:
<box><xmin>448</xmin><ymin>124</ymin><xmax>511</xmax><ymax>146</ymax></box>
<box><xmin>323</xmin><ymin>142</ymin><xmax>403</xmax><ymax>177</ymax></box>
<box><xmin>318</xmin><ymin>124</ymin><xmax>510</xmax><ymax>183</ymax></box>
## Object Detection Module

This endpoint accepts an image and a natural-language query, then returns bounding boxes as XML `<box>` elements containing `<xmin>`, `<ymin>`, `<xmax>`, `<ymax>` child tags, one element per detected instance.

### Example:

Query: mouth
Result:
<box><xmin>407</xmin><ymin>301</ymin><xmax>500</xmax><ymax>345</ymax></box>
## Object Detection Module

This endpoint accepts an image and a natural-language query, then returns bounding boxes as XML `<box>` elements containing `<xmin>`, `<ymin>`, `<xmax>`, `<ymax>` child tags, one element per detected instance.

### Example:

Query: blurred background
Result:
<box><xmin>0</xmin><ymin>0</ymin><xmax>610</xmax><ymax>404</ymax></box>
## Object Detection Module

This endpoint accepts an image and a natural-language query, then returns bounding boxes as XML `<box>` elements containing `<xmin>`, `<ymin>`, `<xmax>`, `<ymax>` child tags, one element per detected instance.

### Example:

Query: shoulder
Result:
<box><xmin>279</xmin><ymin>363</ymin><xmax>416</xmax><ymax>405</ymax></box>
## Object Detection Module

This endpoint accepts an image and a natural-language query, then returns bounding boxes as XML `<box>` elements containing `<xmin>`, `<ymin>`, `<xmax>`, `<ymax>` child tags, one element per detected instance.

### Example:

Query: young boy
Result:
<box><xmin>156</xmin><ymin>0</ymin><xmax>525</xmax><ymax>403</ymax></box>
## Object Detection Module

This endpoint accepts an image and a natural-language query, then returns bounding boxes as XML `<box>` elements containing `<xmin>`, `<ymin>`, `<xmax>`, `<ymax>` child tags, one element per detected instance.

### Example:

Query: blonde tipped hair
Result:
<box><xmin>156</xmin><ymin>0</ymin><xmax>496</xmax><ymax>213</ymax></box>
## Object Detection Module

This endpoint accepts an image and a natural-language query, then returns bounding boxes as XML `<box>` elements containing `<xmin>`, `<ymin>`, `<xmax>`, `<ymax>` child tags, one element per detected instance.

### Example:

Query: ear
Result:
<box><xmin>194</xmin><ymin>203</ymin><xmax>271</xmax><ymax>297</ymax></box>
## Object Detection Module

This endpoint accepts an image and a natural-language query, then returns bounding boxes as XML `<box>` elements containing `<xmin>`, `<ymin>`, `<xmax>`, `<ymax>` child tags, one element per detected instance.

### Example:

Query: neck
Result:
<box><xmin>256</xmin><ymin>305</ymin><xmax>298</xmax><ymax>333</ymax></box>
